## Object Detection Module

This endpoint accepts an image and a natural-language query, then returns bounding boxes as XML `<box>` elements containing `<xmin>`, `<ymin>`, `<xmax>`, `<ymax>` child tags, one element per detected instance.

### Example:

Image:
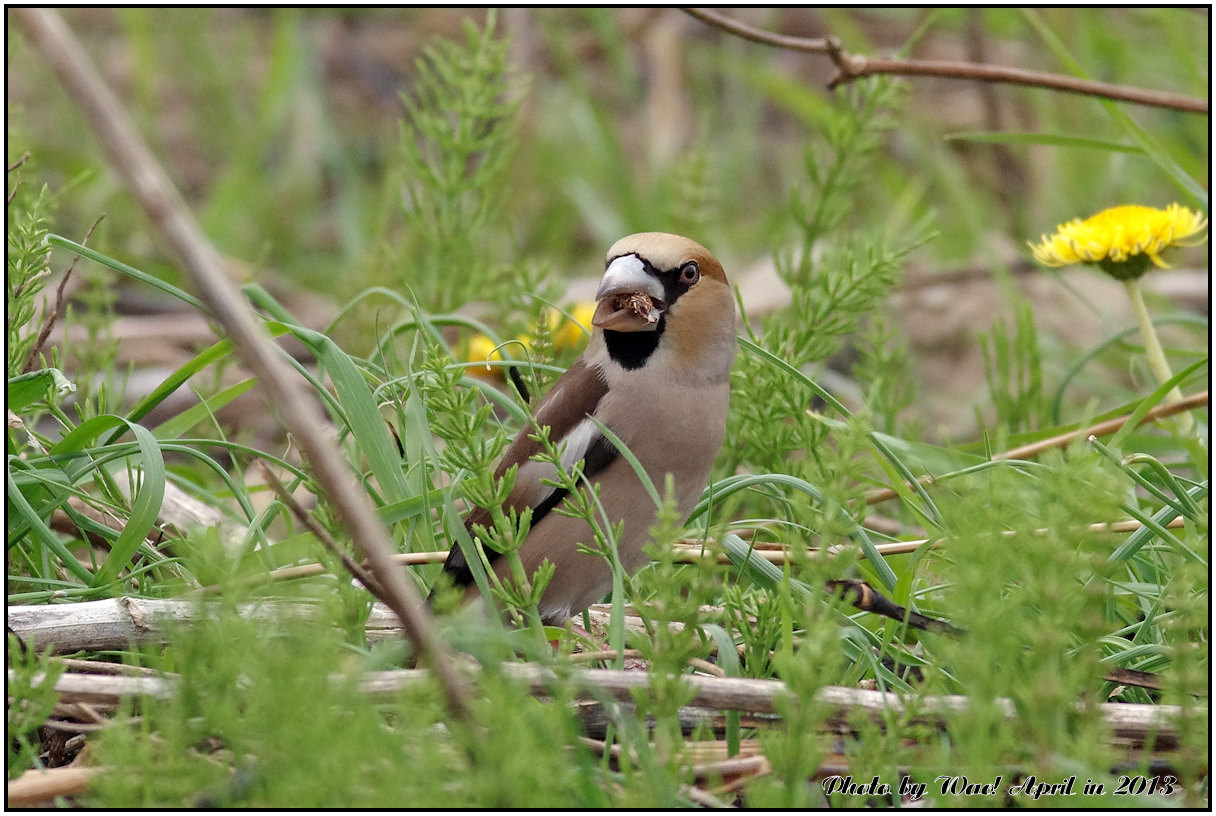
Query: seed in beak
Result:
<box><xmin>613</xmin><ymin>292</ymin><xmax>660</xmax><ymax>324</ymax></box>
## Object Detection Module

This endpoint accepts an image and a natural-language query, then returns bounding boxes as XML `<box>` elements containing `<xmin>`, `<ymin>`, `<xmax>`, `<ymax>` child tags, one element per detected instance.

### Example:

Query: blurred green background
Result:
<box><xmin>7</xmin><ymin>7</ymin><xmax>1209</xmax><ymax>437</ymax></box>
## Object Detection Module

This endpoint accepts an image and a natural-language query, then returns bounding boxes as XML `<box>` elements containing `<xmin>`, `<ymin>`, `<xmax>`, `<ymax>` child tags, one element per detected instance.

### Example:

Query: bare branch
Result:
<box><xmin>864</xmin><ymin>390</ymin><xmax>1209</xmax><ymax>506</ymax></box>
<box><xmin>7</xmin><ymin>152</ymin><xmax>32</xmax><ymax>173</ymax></box>
<box><xmin>7</xmin><ymin>151</ymin><xmax>31</xmax><ymax>205</ymax></box>
<box><xmin>8</xmin><ymin>766</ymin><xmax>100</xmax><ymax>808</ymax></box>
<box><xmin>682</xmin><ymin>8</ymin><xmax>1208</xmax><ymax>114</ymax></box>
<box><xmin>9</xmin><ymin>663</ymin><xmax>1187</xmax><ymax>805</ymax></box>
<box><xmin>682</xmin><ymin>6</ymin><xmax>830</xmax><ymax>53</ymax></box>
<box><xmin>994</xmin><ymin>390</ymin><xmax>1209</xmax><ymax>462</ymax></box>
<box><xmin>203</xmin><ymin>511</ymin><xmax>1186</xmax><ymax>587</ymax></box>
<box><xmin>10</xmin><ymin>595</ymin><xmax>1166</xmax><ymax>691</ymax></box>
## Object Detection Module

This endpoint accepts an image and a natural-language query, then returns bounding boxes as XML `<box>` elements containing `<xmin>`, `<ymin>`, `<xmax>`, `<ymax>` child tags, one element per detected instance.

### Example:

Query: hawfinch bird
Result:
<box><xmin>432</xmin><ymin>232</ymin><xmax>736</xmax><ymax>625</ymax></box>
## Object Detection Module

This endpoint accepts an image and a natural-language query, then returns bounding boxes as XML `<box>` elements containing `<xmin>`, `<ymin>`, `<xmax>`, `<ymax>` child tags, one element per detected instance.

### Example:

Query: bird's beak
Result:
<box><xmin>592</xmin><ymin>255</ymin><xmax>666</xmax><ymax>332</ymax></box>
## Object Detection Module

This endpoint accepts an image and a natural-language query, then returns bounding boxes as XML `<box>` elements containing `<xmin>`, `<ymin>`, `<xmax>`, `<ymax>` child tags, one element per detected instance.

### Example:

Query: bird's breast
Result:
<box><xmin>597</xmin><ymin>376</ymin><xmax>729</xmax><ymax>508</ymax></box>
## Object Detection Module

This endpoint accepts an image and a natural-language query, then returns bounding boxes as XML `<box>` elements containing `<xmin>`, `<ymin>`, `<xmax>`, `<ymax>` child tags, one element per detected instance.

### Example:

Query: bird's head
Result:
<box><xmin>591</xmin><ymin>232</ymin><xmax>736</xmax><ymax>376</ymax></box>
<box><xmin>593</xmin><ymin>232</ymin><xmax>731</xmax><ymax>332</ymax></box>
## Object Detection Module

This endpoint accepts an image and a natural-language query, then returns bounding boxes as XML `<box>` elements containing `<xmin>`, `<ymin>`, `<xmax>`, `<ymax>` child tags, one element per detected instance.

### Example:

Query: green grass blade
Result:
<box><xmin>695</xmin><ymin>472</ymin><xmax>897</xmax><ymax>592</ymax></box>
<box><xmin>8</xmin><ymin>369</ymin><xmax>75</xmax><ymax>412</ymax></box>
<box><xmin>283</xmin><ymin>323</ymin><xmax>411</xmax><ymax>506</ymax></box>
<box><xmin>1021</xmin><ymin>9</ymin><xmax>1208</xmax><ymax>209</ymax></box>
<box><xmin>47</xmin><ymin>234</ymin><xmax>207</xmax><ymax>312</ymax></box>
<box><xmin>742</xmin><ymin>337</ymin><xmax>941</xmax><ymax>527</ymax></box>
<box><xmin>699</xmin><ymin>622</ymin><xmax>742</xmax><ymax>757</ymax></box>
<box><xmin>1107</xmin><ymin>358</ymin><xmax>1208</xmax><ymax>451</ymax></box>
<box><xmin>151</xmin><ymin>378</ymin><xmax>257</xmax><ymax>441</ymax></box>
<box><xmin>944</xmin><ymin>131</ymin><xmax>1144</xmax><ymax>154</ymax></box>
<box><xmin>1109</xmin><ymin>483</ymin><xmax>1208</xmax><ymax>563</ymax></box>
<box><xmin>6</xmin><ymin>463</ymin><xmax>95</xmax><ymax>584</ymax></box>
<box><xmin>1050</xmin><ymin>314</ymin><xmax>1207</xmax><ymax>424</ymax></box>
<box><xmin>122</xmin><ymin>338</ymin><xmax>237</xmax><ymax>428</ymax></box>
<box><xmin>91</xmin><ymin>420</ymin><xmax>167</xmax><ymax>589</ymax></box>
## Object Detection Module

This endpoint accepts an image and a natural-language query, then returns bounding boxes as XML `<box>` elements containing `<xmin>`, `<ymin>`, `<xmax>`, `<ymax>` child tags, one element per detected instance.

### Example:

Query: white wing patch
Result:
<box><xmin>512</xmin><ymin>416</ymin><xmax>600</xmax><ymax>513</ymax></box>
<box><xmin>559</xmin><ymin>417</ymin><xmax>600</xmax><ymax>473</ymax></box>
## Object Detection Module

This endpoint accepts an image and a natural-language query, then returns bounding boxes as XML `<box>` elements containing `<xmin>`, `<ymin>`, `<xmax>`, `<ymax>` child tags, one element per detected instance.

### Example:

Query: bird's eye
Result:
<box><xmin>679</xmin><ymin>261</ymin><xmax>700</xmax><ymax>285</ymax></box>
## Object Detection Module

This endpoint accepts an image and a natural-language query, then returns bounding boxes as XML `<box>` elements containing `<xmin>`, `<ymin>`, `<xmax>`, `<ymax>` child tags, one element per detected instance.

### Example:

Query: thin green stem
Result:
<box><xmin>1123</xmin><ymin>278</ymin><xmax>1194</xmax><ymax>435</ymax></box>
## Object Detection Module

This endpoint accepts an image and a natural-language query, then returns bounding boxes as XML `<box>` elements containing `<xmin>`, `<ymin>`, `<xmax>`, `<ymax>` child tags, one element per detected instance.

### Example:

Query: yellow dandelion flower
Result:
<box><xmin>465</xmin><ymin>303</ymin><xmax>595</xmax><ymax>381</ymax></box>
<box><xmin>550</xmin><ymin>302</ymin><xmax>596</xmax><ymax>352</ymax></box>
<box><xmin>1028</xmin><ymin>203</ymin><xmax>1207</xmax><ymax>280</ymax></box>
<box><xmin>1031</xmin><ymin>204</ymin><xmax>1207</xmax><ymax>435</ymax></box>
<box><xmin>465</xmin><ymin>334</ymin><xmax>529</xmax><ymax>380</ymax></box>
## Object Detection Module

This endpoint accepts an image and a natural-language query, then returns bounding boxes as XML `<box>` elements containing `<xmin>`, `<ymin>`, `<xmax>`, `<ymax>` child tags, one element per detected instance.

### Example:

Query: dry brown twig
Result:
<box><xmin>258</xmin><ymin>463</ymin><xmax>387</xmax><ymax>600</ymax></box>
<box><xmin>8</xmin><ymin>151</ymin><xmax>32</xmax><ymax>204</ymax></box>
<box><xmin>994</xmin><ymin>390</ymin><xmax>1209</xmax><ymax>462</ymax></box>
<box><xmin>864</xmin><ymin>390</ymin><xmax>1208</xmax><ymax>506</ymax></box>
<box><xmin>22</xmin><ymin>215</ymin><xmax>104</xmax><ymax>374</ymax></box>
<box><xmin>11</xmin><ymin>7</ymin><xmax>474</xmax><ymax>726</ymax></box>
<box><xmin>681</xmin><ymin>8</ymin><xmax>1209</xmax><ymax>114</ymax></box>
<box><xmin>7</xmin><ymin>766</ymin><xmax>100</xmax><ymax>809</ymax></box>
<box><xmin>570</xmin><ymin>648</ymin><xmax>726</xmax><ymax>677</ymax></box>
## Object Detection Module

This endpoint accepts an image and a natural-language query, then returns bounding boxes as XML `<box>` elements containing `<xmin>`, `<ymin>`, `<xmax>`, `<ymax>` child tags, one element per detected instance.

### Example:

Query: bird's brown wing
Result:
<box><xmin>435</xmin><ymin>358</ymin><xmax>614</xmax><ymax>592</ymax></box>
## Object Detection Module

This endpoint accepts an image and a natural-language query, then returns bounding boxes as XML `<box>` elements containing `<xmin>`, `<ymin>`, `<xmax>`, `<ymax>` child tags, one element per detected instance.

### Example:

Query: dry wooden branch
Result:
<box><xmin>19</xmin><ymin>663</ymin><xmax>1187</xmax><ymax>750</ymax></box>
<box><xmin>682</xmin><ymin>8</ymin><xmax>1208</xmax><ymax>113</ymax></box>
<box><xmin>993</xmin><ymin>391</ymin><xmax>1209</xmax><ymax>462</ymax></box>
<box><xmin>3</xmin><ymin>597</ymin><xmax>657</xmax><ymax>655</ymax></box>
<box><xmin>7</xmin><ymin>766</ymin><xmax>100</xmax><ymax>808</ymax></box>
<box><xmin>9</xmin><ymin>656</ymin><xmax>1185</xmax><ymax>805</ymax></box>
<box><xmin>7</xmin><ymin>595</ymin><xmax>1167</xmax><ymax>692</ymax></box>
<box><xmin>6</xmin><ymin>596</ymin><xmax>337</xmax><ymax>655</ymax></box>
<box><xmin>213</xmin><ymin>510</ymin><xmax>1180</xmax><ymax>594</ymax></box>
<box><xmin>133</xmin><ymin>668</ymin><xmax>1191</xmax><ymax>747</ymax></box>
<box><xmin>864</xmin><ymin>391</ymin><xmax>1209</xmax><ymax>506</ymax></box>
<box><xmin>12</xmin><ymin>7</ymin><xmax>473</xmax><ymax>727</ymax></box>
<box><xmin>46</xmin><ymin>671</ymin><xmax>176</xmax><ymax>704</ymax></box>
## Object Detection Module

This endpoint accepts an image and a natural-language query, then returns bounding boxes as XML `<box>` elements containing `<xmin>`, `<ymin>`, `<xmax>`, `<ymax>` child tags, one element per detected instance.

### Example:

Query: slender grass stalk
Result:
<box><xmin>1123</xmin><ymin>277</ymin><xmax>1194</xmax><ymax>435</ymax></box>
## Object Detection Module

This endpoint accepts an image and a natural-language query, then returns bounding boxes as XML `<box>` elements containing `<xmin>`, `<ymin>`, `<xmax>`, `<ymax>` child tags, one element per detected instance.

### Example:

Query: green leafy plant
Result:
<box><xmin>385</xmin><ymin>9</ymin><xmax>519</xmax><ymax>313</ymax></box>
<box><xmin>7</xmin><ymin>635</ymin><xmax>64</xmax><ymax>781</ymax></box>
<box><xmin>7</xmin><ymin>180</ymin><xmax>53</xmax><ymax>376</ymax></box>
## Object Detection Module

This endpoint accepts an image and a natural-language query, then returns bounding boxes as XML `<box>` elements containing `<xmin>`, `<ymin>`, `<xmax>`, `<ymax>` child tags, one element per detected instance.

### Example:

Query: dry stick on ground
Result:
<box><xmin>10</xmin><ymin>594</ymin><xmax>1164</xmax><ymax>691</ymax></box>
<box><xmin>23</xmin><ymin>665</ymin><xmax>1185</xmax><ymax>747</ymax></box>
<box><xmin>7</xmin><ymin>766</ymin><xmax>101</xmax><ymax>809</ymax></box>
<box><xmin>11</xmin><ymin>8</ymin><xmax>474</xmax><ymax>726</ymax></box>
<box><xmin>824</xmin><ymin>516</ymin><xmax>1188</xmax><ymax>559</ymax></box>
<box><xmin>570</xmin><ymin>648</ymin><xmax>726</xmax><ymax>678</ymax></box>
<box><xmin>681</xmin><ymin>7</ymin><xmax>1209</xmax><ymax>114</ymax></box>
<box><xmin>864</xmin><ymin>390</ymin><xmax>1209</xmax><ymax>506</ymax></box>
<box><xmin>670</xmin><ymin>517</ymin><xmax>1186</xmax><ymax>566</ymax></box>
<box><xmin>186</xmin><ymin>512</ymin><xmax>1183</xmax><ymax>590</ymax></box>
<box><xmin>9</xmin><ymin>666</ymin><xmax>1177</xmax><ymax>807</ymax></box>
<box><xmin>5</xmin><ymin>596</ymin><xmax>341</xmax><ymax>655</ymax></box>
